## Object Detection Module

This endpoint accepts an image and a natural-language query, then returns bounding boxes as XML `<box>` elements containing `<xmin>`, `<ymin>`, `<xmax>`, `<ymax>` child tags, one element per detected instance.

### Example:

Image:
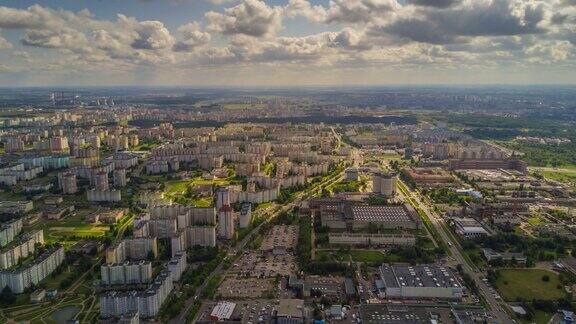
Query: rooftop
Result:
<box><xmin>379</xmin><ymin>264</ymin><xmax>461</xmax><ymax>289</ymax></box>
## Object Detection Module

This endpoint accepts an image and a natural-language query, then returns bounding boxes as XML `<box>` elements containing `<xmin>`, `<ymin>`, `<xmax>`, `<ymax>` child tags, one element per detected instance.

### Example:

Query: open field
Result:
<box><xmin>33</xmin><ymin>210</ymin><xmax>111</xmax><ymax>248</ymax></box>
<box><xmin>350</xmin><ymin>250</ymin><xmax>388</xmax><ymax>263</ymax></box>
<box><xmin>494</xmin><ymin>268</ymin><xmax>566</xmax><ymax>301</ymax></box>
<box><xmin>163</xmin><ymin>176</ymin><xmax>241</xmax><ymax>207</ymax></box>
<box><xmin>164</xmin><ymin>177</ymin><xmax>233</xmax><ymax>195</ymax></box>
<box><xmin>539</xmin><ymin>170</ymin><xmax>576</xmax><ymax>187</ymax></box>
<box><xmin>316</xmin><ymin>249</ymin><xmax>401</xmax><ymax>264</ymax></box>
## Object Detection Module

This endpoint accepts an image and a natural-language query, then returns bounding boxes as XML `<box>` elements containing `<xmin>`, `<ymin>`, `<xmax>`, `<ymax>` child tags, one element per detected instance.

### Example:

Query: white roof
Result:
<box><xmin>211</xmin><ymin>301</ymin><xmax>236</xmax><ymax>320</ymax></box>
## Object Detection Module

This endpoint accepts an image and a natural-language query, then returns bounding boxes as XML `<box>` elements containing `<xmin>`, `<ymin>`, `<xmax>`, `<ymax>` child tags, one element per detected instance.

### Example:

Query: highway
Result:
<box><xmin>398</xmin><ymin>180</ymin><xmax>512</xmax><ymax>324</ymax></box>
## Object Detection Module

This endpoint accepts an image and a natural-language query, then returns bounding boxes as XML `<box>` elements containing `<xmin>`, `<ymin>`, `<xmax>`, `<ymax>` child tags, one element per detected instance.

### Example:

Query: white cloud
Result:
<box><xmin>173</xmin><ymin>22</ymin><xmax>211</xmax><ymax>52</ymax></box>
<box><xmin>0</xmin><ymin>1</ymin><xmax>574</xmax><ymax>82</ymax></box>
<box><xmin>205</xmin><ymin>0</ymin><xmax>283</xmax><ymax>37</ymax></box>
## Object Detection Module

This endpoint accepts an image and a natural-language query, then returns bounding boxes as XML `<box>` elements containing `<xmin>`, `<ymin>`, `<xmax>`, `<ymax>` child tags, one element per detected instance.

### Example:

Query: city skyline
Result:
<box><xmin>0</xmin><ymin>0</ymin><xmax>575</xmax><ymax>86</ymax></box>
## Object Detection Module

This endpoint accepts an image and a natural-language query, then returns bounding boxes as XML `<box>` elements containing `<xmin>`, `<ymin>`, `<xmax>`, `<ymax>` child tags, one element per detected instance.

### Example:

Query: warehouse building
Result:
<box><xmin>379</xmin><ymin>264</ymin><xmax>463</xmax><ymax>299</ymax></box>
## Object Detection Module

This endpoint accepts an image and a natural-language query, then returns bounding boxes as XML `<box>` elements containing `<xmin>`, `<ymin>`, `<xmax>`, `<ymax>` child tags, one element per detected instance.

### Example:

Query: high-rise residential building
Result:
<box><xmin>113</xmin><ymin>169</ymin><xmax>127</xmax><ymax>187</ymax></box>
<box><xmin>372</xmin><ymin>172</ymin><xmax>397</xmax><ymax>197</ymax></box>
<box><xmin>218</xmin><ymin>205</ymin><xmax>235</xmax><ymax>240</ymax></box>
<box><xmin>49</xmin><ymin>136</ymin><xmax>69</xmax><ymax>153</ymax></box>
<box><xmin>4</xmin><ymin>138</ymin><xmax>25</xmax><ymax>153</ymax></box>
<box><xmin>216</xmin><ymin>188</ymin><xmax>230</xmax><ymax>210</ymax></box>
<box><xmin>101</xmin><ymin>260</ymin><xmax>153</xmax><ymax>286</ymax></box>
<box><xmin>93</xmin><ymin>171</ymin><xmax>110</xmax><ymax>190</ymax></box>
<box><xmin>58</xmin><ymin>171</ymin><xmax>78</xmax><ymax>194</ymax></box>
<box><xmin>0</xmin><ymin>246</ymin><xmax>65</xmax><ymax>293</ymax></box>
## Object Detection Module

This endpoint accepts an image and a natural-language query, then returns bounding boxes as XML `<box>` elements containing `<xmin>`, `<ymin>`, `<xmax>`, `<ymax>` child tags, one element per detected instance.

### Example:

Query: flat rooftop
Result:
<box><xmin>350</xmin><ymin>205</ymin><xmax>414</xmax><ymax>223</ymax></box>
<box><xmin>380</xmin><ymin>264</ymin><xmax>461</xmax><ymax>289</ymax></box>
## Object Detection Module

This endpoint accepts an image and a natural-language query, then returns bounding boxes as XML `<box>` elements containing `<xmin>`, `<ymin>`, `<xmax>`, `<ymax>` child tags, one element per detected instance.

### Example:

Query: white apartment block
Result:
<box><xmin>0</xmin><ymin>246</ymin><xmax>65</xmax><ymax>293</ymax></box>
<box><xmin>100</xmin><ymin>269</ymin><xmax>173</xmax><ymax>318</ymax></box>
<box><xmin>101</xmin><ymin>260</ymin><xmax>153</xmax><ymax>285</ymax></box>
<box><xmin>0</xmin><ymin>218</ymin><xmax>23</xmax><ymax>247</ymax></box>
<box><xmin>0</xmin><ymin>230</ymin><xmax>44</xmax><ymax>269</ymax></box>
<box><xmin>105</xmin><ymin>238</ymin><xmax>158</xmax><ymax>264</ymax></box>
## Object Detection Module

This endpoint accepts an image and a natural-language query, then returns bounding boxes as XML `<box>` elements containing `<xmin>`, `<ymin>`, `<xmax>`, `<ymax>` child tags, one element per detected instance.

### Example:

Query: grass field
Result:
<box><xmin>315</xmin><ymin>249</ymin><xmax>399</xmax><ymax>263</ymax></box>
<box><xmin>540</xmin><ymin>170</ymin><xmax>576</xmax><ymax>187</ymax></box>
<box><xmin>494</xmin><ymin>269</ymin><xmax>566</xmax><ymax>301</ymax></box>
<box><xmin>350</xmin><ymin>250</ymin><xmax>388</xmax><ymax>263</ymax></box>
<box><xmin>34</xmin><ymin>211</ymin><xmax>111</xmax><ymax>248</ymax></box>
<box><xmin>527</xmin><ymin>216</ymin><xmax>543</xmax><ymax>226</ymax></box>
<box><xmin>164</xmin><ymin>176</ymin><xmax>239</xmax><ymax>207</ymax></box>
<box><xmin>164</xmin><ymin>177</ymin><xmax>232</xmax><ymax>195</ymax></box>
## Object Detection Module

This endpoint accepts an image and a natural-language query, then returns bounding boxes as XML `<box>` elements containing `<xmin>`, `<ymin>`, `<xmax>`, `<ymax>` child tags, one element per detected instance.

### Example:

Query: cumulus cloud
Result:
<box><xmin>0</xmin><ymin>1</ymin><xmax>573</xmax><ymax>80</ymax></box>
<box><xmin>205</xmin><ymin>0</ymin><xmax>283</xmax><ymax>37</ymax></box>
<box><xmin>285</xmin><ymin>0</ymin><xmax>327</xmax><ymax>23</ymax></box>
<box><xmin>371</xmin><ymin>0</ymin><xmax>549</xmax><ymax>45</ymax></box>
<box><xmin>21</xmin><ymin>28</ymin><xmax>88</xmax><ymax>49</ymax></box>
<box><xmin>324</xmin><ymin>0</ymin><xmax>400</xmax><ymax>24</ymax></box>
<box><xmin>173</xmin><ymin>22</ymin><xmax>211</xmax><ymax>52</ymax></box>
<box><xmin>115</xmin><ymin>15</ymin><xmax>174</xmax><ymax>50</ymax></box>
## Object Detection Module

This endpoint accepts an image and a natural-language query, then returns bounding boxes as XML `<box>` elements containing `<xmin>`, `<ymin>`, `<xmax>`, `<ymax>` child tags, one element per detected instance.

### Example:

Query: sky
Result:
<box><xmin>0</xmin><ymin>0</ymin><xmax>575</xmax><ymax>86</ymax></box>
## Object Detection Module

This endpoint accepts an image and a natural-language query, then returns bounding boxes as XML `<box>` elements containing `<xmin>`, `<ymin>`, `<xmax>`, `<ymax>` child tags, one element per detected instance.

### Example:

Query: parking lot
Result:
<box><xmin>230</xmin><ymin>252</ymin><xmax>298</xmax><ymax>277</ymax></box>
<box><xmin>217</xmin><ymin>276</ymin><xmax>275</xmax><ymax>299</ymax></box>
<box><xmin>196</xmin><ymin>300</ymin><xmax>277</xmax><ymax>324</ymax></box>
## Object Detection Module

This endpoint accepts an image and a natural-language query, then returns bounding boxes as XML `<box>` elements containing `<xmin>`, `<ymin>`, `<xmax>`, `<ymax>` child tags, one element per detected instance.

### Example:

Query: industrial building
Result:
<box><xmin>451</xmin><ymin>217</ymin><xmax>490</xmax><ymax>238</ymax></box>
<box><xmin>378</xmin><ymin>264</ymin><xmax>463</xmax><ymax>299</ymax></box>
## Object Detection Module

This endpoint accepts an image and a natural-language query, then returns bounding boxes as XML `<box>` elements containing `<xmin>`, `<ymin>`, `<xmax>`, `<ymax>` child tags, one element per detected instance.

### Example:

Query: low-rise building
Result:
<box><xmin>328</xmin><ymin>233</ymin><xmax>416</xmax><ymax>246</ymax></box>
<box><xmin>379</xmin><ymin>264</ymin><xmax>463</xmax><ymax>299</ymax></box>
<box><xmin>451</xmin><ymin>217</ymin><xmax>489</xmax><ymax>238</ymax></box>
<box><xmin>210</xmin><ymin>301</ymin><xmax>236</xmax><ymax>321</ymax></box>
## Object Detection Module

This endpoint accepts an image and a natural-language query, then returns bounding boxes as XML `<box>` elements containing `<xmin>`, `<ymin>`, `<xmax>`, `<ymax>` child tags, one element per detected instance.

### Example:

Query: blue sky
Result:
<box><xmin>0</xmin><ymin>0</ymin><xmax>575</xmax><ymax>86</ymax></box>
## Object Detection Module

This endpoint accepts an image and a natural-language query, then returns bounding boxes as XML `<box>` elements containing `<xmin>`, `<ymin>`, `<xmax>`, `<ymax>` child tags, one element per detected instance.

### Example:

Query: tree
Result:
<box><xmin>0</xmin><ymin>286</ymin><xmax>16</xmax><ymax>305</ymax></box>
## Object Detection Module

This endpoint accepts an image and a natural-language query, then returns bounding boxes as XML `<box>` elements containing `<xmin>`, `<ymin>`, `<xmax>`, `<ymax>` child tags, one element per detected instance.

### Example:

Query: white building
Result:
<box><xmin>379</xmin><ymin>264</ymin><xmax>463</xmax><ymax>299</ymax></box>
<box><xmin>0</xmin><ymin>230</ymin><xmax>44</xmax><ymax>269</ymax></box>
<box><xmin>0</xmin><ymin>246</ymin><xmax>65</xmax><ymax>293</ymax></box>
<box><xmin>101</xmin><ymin>260</ymin><xmax>153</xmax><ymax>285</ymax></box>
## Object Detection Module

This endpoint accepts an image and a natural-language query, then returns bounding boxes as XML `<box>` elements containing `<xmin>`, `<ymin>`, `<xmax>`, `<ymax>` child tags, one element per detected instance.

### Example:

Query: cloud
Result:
<box><xmin>285</xmin><ymin>0</ymin><xmax>327</xmax><ymax>23</ymax></box>
<box><xmin>0</xmin><ymin>33</ymin><xmax>12</xmax><ymax>49</ymax></box>
<box><xmin>0</xmin><ymin>1</ymin><xmax>573</xmax><ymax>82</ymax></box>
<box><xmin>115</xmin><ymin>15</ymin><xmax>174</xmax><ymax>50</ymax></box>
<box><xmin>325</xmin><ymin>0</ymin><xmax>400</xmax><ymax>24</ymax></box>
<box><xmin>173</xmin><ymin>22</ymin><xmax>211</xmax><ymax>52</ymax></box>
<box><xmin>205</xmin><ymin>0</ymin><xmax>283</xmax><ymax>37</ymax></box>
<box><xmin>21</xmin><ymin>28</ymin><xmax>88</xmax><ymax>49</ymax></box>
<box><xmin>372</xmin><ymin>0</ymin><xmax>549</xmax><ymax>44</ymax></box>
<box><xmin>406</xmin><ymin>0</ymin><xmax>459</xmax><ymax>8</ymax></box>
<box><xmin>0</xmin><ymin>5</ymin><xmax>108</xmax><ymax>31</ymax></box>
<box><xmin>525</xmin><ymin>40</ymin><xmax>572</xmax><ymax>62</ymax></box>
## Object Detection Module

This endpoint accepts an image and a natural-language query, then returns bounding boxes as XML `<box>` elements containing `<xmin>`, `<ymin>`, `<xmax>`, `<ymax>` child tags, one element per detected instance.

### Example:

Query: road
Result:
<box><xmin>398</xmin><ymin>180</ymin><xmax>512</xmax><ymax>324</ymax></box>
<box><xmin>173</xmin><ymin>169</ymin><xmax>345</xmax><ymax>323</ymax></box>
